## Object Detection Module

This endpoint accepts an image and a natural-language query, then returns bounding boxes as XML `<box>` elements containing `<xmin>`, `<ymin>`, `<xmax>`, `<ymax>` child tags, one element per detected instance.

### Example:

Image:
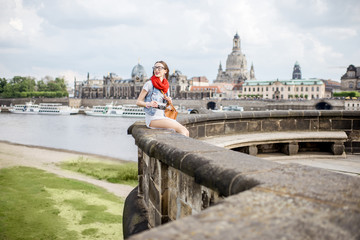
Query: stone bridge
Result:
<box><xmin>124</xmin><ymin>110</ymin><xmax>360</xmax><ymax>239</ymax></box>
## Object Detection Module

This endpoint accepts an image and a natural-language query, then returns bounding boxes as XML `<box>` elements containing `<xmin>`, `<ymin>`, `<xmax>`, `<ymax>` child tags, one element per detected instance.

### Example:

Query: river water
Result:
<box><xmin>0</xmin><ymin>113</ymin><xmax>140</xmax><ymax>161</ymax></box>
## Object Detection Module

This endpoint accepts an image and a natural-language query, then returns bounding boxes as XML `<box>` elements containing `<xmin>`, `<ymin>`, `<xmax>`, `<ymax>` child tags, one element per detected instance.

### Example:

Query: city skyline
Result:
<box><xmin>1</xmin><ymin>0</ymin><xmax>359</xmax><ymax>85</ymax></box>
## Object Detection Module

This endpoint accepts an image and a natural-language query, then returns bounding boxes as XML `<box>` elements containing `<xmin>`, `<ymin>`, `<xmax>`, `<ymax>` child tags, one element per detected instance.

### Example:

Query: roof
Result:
<box><xmin>190</xmin><ymin>86</ymin><xmax>222</xmax><ymax>93</ymax></box>
<box><xmin>244</xmin><ymin>78</ymin><xmax>323</xmax><ymax>86</ymax></box>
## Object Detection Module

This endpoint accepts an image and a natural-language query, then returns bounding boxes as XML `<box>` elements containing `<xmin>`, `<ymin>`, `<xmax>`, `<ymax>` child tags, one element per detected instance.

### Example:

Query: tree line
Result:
<box><xmin>0</xmin><ymin>76</ymin><xmax>68</xmax><ymax>98</ymax></box>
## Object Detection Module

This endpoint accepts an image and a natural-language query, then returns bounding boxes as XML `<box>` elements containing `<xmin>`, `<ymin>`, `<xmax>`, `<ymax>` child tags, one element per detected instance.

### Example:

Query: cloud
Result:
<box><xmin>0</xmin><ymin>0</ymin><xmax>359</xmax><ymax>84</ymax></box>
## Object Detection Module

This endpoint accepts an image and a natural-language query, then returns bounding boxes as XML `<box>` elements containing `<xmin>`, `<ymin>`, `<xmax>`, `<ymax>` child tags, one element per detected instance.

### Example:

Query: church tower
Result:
<box><xmin>233</xmin><ymin>32</ymin><xmax>241</xmax><ymax>51</ymax></box>
<box><xmin>215</xmin><ymin>32</ymin><xmax>253</xmax><ymax>84</ymax></box>
<box><xmin>250</xmin><ymin>63</ymin><xmax>255</xmax><ymax>80</ymax></box>
<box><xmin>292</xmin><ymin>61</ymin><xmax>302</xmax><ymax>79</ymax></box>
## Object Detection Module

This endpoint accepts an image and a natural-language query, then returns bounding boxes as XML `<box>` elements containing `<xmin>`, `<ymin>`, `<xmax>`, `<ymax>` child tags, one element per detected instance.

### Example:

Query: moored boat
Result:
<box><xmin>38</xmin><ymin>103</ymin><xmax>79</xmax><ymax>115</ymax></box>
<box><xmin>122</xmin><ymin>105</ymin><xmax>145</xmax><ymax>118</ymax></box>
<box><xmin>85</xmin><ymin>103</ymin><xmax>123</xmax><ymax>117</ymax></box>
<box><xmin>8</xmin><ymin>101</ymin><xmax>39</xmax><ymax>114</ymax></box>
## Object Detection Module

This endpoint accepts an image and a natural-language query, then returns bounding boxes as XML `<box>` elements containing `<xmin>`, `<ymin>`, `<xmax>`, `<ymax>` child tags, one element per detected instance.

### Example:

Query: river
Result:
<box><xmin>0</xmin><ymin>113</ymin><xmax>140</xmax><ymax>161</ymax></box>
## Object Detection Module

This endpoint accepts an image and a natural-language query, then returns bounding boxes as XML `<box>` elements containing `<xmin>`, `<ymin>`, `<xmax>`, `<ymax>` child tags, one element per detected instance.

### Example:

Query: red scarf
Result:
<box><xmin>151</xmin><ymin>75</ymin><xmax>169</xmax><ymax>94</ymax></box>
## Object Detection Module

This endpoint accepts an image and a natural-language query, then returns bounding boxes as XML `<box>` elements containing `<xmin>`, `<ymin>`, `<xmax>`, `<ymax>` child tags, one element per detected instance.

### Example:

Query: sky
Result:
<box><xmin>1</xmin><ymin>0</ymin><xmax>359</xmax><ymax>86</ymax></box>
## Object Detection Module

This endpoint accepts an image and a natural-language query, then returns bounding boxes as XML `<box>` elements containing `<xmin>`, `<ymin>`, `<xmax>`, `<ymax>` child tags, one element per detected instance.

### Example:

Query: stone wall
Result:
<box><xmin>125</xmin><ymin>110</ymin><xmax>360</xmax><ymax>239</ymax></box>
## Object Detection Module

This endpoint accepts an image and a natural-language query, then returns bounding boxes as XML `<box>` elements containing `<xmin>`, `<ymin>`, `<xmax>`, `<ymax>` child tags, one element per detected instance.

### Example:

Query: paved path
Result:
<box><xmin>0</xmin><ymin>141</ymin><xmax>134</xmax><ymax>198</ymax></box>
<box><xmin>258</xmin><ymin>152</ymin><xmax>360</xmax><ymax>177</ymax></box>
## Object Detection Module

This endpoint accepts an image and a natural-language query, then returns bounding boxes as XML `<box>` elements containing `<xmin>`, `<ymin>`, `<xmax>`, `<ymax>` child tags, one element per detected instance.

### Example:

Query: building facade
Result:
<box><xmin>168</xmin><ymin>70</ymin><xmax>189</xmax><ymax>99</ymax></box>
<box><xmin>214</xmin><ymin>32</ymin><xmax>255</xmax><ymax>84</ymax></box>
<box><xmin>341</xmin><ymin>64</ymin><xmax>360</xmax><ymax>91</ymax></box>
<box><xmin>242</xmin><ymin>79</ymin><xmax>326</xmax><ymax>100</ymax></box>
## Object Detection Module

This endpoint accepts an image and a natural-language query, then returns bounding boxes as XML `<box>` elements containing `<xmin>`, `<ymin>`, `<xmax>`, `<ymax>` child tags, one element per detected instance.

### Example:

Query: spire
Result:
<box><xmin>218</xmin><ymin>61</ymin><xmax>222</xmax><ymax>71</ymax></box>
<box><xmin>232</xmin><ymin>32</ymin><xmax>241</xmax><ymax>51</ymax></box>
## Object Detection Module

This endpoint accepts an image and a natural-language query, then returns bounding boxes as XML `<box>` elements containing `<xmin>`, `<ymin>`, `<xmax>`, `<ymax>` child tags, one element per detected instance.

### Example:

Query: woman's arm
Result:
<box><xmin>136</xmin><ymin>89</ymin><xmax>158</xmax><ymax>108</ymax></box>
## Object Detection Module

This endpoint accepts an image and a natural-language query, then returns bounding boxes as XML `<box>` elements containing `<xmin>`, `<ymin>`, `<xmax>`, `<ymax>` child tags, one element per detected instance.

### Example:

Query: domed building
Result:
<box><xmin>214</xmin><ymin>33</ymin><xmax>255</xmax><ymax>84</ymax></box>
<box><xmin>131</xmin><ymin>63</ymin><xmax>147</xmax><ymax>82</ymax></box>
<box><xmin>102</xmin><ymin>62</ymin><xmax>148</xmax><ymax>99</ymax></box>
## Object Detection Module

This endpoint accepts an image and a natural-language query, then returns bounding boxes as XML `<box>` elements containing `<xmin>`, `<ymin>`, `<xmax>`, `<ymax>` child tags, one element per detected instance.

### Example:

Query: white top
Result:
<box><xmin>143</xmin><ymin>81</ymin><xmax>171</xmax><ymax>127</ymax></box>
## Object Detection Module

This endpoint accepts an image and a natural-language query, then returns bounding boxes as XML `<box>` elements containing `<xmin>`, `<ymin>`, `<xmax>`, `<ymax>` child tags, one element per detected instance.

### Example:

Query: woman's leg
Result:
<box><xmin>150</xmin><ymin>119</ymin><xmax>189</xmax><ymax>137</ymax></box>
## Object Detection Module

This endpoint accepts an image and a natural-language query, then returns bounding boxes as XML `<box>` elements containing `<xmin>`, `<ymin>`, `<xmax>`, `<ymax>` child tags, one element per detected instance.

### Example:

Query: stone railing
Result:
<box><xmin>124</xmin><ymin>110</ymin><xmax>360</xmax><ymax>240</ymax></box>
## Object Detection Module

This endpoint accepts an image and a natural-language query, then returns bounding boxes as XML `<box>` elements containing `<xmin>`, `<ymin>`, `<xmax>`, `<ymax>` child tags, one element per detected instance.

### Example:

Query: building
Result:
<box><xmin>189</xmin><ymin>76</ymin><xmax>210</xmax><ymax>87</ymax></box>
<box><xmin>292</xmin><ymin>61</ymin><xmax>302</xmax><ymax>79</ymax></box>
<box><xmin>242</xmin><ymin>78</ymin><xmax>326</xmax><ymax>100</ymax></box>
<box><xmin>189</xmin><ymin>85</ymin><xmax>222</xmax><ymax>99</ymax></box>
<box><xmin>322</xmin><ymin>79</ymin><xmax>341</xmax><ymax>98</ymax></box>
<box><xmin>103</xmin><ymin>64</ymin><xmax>147</xmax><ymax>99</ymax></box>
<box><xmin>341</xmin><ymin>64</ymin><xmax>360</xmax><ymax>91</ymax></box>
<box><xmin>168</xmin><ymin>70</ymin><xmax>189</xmax><ymax>99</ymax></box>
<box><xmin>74</xmin><ymin>73</ymin><xmax>105</xmax><ymax>98</ymax></box>
<box><xmin>214</xmin><ymin>32</ymin><xmax>255</xmax><ymax>84</ymax></box>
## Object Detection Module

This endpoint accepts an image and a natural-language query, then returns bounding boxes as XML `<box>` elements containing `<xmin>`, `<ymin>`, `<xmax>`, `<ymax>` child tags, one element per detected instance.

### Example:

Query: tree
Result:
<box><xmin>0</xmin><ymin>78</ymin><xmax>7</xmax><ymax>94</ymax></box>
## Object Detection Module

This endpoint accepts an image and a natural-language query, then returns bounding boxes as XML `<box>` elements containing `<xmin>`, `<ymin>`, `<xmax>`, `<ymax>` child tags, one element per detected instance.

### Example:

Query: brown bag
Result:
<box><xmin>161</xmin><ymin>90</ymin><xmax>178</xmax><ymax>120</ymax></box>
<box><xmin>165</xmin><ymin>103</ymin><xmax>178</xmax><ymax>120</ymax></box>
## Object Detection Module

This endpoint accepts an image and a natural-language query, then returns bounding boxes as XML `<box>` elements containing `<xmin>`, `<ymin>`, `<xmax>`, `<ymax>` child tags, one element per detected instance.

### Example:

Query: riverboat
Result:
<box><xmin>38</xmin><ymin>103</ymin><xmax>79</xmax><ymax>115</ymax></box>
<box><xmin>121</xmin><ymin>105</ymin><xmax>145</xmax><ymax>118</ymax></box>
<box><xmin>84</xmin><ymin>103</ymin><xmax>124</xmax><ymax>117</ymax></box>
<box><xmin>8</xmin><ymin>101</ymin><xmax>40</xmax><ymax>114</ymax></box>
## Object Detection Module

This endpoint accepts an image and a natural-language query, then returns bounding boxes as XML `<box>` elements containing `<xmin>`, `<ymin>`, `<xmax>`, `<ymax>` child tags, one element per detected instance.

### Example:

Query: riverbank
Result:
<box><xmin>0</xmin><ymin>141</ymin><xmax>134</xmax><ymax>198</ymax></box>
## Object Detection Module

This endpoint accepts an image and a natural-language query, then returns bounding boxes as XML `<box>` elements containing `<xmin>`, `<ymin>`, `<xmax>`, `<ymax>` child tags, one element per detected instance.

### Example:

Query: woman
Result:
<box><xmin>136</xmin><ymin>61</ymin><xmax>189</xmax><ymax>137</ymax></box>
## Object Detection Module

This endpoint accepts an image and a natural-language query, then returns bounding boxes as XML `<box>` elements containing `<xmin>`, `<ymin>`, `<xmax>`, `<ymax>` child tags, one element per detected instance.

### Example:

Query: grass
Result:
<box><xmin>0</xmin><ymin>166</ymin><xmax>125</xmax><ymax>240</ymax></box>
<box><xmin>59</xmin><ymin>157</ymin><xmax>138</xmax><ymax>187</ymax></box>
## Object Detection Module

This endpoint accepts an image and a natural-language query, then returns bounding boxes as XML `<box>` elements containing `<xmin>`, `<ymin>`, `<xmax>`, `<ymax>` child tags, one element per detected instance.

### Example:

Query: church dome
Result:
<box><xmin>131</xmin><ymin>63</ymin><xmax>147</xmax><ymax>79</ymax></box>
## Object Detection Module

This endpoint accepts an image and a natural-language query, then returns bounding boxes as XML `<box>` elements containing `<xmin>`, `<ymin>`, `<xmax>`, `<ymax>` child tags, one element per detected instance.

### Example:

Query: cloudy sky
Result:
<box><xmin>1</xmin><ymin>0</ymin><xmax>359</xmax><ymax>86</ymax></box>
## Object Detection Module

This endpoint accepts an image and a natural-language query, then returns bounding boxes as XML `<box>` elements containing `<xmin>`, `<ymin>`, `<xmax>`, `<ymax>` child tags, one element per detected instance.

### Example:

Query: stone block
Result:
<box><xmin>178</xmin><ymin>198</ymin><xmax>192</xmax><ymax>219</ymax></box>
<box><xmin>319</xmin><ymin>118</ymin><xmax>331</xmax><ymax>130</ymax></box>
<box><xmin>150</xmin><ymin>157</ymin><xmax>160</xmax><ymax>186</ymax></box>
<box><xmin>332</xmin><ymin>119</ymin><xmax>351</xmax><ymax>130</ymax></box>
<box><xmin>235</xmin><ymin>121</ymin><xmax>249</xmax><ymax>132</ymax></box>
<box><xmin>205</xmin><ymin>122</ymin><xmax>225</xmax><ymax>137</ymax></box>
<box><xmin>197</xmin><ymin>124</ymin><xmax>205</xmax><ymax>138</ymax></box>
<box><xmin>279</xmin><ymin>119</ymin><xmax>296</xmax><ymax>131</ymax></box>
<box><xmin>248</xmin><ymin>120</ymin><xmax>261</xmax><ymax>132</ymax></box>
<box><xmin>149</xmin><ymin>179</ymin><xmax>160</xmax><ymax>211</ymax></box>
<box><xmin>295</xmin><ymin>119</ymin><xmax>310</xmax><ymax>130</ymax></box>
<box><xmin>310</xmin><ymin>119</ymin><xmax>319</xmax><ymax>130</ymax></box>
<box><xmin>353</xmin><ymin>120</ymin><xmax>360</xmax><ymax>130</ymax></box>
<box><xmin>262</xmin><ymin>120</ymin><xmax>280</xmax><ymax>132</ymax></box>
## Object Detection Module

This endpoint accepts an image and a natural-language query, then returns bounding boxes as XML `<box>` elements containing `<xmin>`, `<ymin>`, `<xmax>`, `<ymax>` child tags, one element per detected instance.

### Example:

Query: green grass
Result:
<box><xmin>0</xmin><ymin>166</ymin><xmax>125</xmax><ymax>240</ymax></box>
<box><xmin>59</xmin><ymin>157</ymin><xmax>138</xmax><ymax>187</ymax></box>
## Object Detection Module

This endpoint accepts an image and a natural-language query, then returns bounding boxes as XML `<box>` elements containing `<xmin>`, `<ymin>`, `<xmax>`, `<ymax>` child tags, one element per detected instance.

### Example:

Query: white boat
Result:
<box><xmin>85</xmin><ymin>103</ymin><xmax>124</xmax><ymax>117</ymax></box>
<box><xmin>38</xmin><ymin>103</ymin><xmax>79</xmax><ymax>115</ymax></box>
<box><xmin>9</xmin><ymin>101</ymin><xmax>40</xmax><ymax>114</ymax></box>
<box><xmin>122</xmin><ymin>105</ymin><xmax>145</xmax><ymax>118</ymax></box>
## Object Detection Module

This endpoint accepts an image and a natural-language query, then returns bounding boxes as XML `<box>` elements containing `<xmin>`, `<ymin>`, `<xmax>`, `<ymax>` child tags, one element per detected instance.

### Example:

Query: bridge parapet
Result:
<box><xmin>125</xmin><ymin>110</ymin><xmax>360</xmax><ymax>239</ymax></box>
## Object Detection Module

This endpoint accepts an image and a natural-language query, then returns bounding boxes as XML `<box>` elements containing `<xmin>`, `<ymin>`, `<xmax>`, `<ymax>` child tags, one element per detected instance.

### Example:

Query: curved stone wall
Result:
<box><xmin>125</xmin><ymin>110</ymin><xmax>360</xmax><ymax>240</ymax></box>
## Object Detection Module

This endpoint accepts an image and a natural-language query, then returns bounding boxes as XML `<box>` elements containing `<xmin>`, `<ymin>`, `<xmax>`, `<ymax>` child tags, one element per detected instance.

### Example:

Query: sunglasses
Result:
<box><xmin>152</xmin><ymin>66</ymin><xmax>165</xmax><ymax>71</ymax></box>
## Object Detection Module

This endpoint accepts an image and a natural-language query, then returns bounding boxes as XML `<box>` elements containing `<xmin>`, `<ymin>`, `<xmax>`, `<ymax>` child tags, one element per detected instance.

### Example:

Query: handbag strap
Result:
<box><xmin>161</xmin><ymin>90</ymin><xmax>176</xmax><ymax>110</ymax></box>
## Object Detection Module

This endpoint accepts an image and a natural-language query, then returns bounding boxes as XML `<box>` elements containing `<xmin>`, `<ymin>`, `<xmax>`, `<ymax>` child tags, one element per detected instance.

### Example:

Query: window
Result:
<box><xmin>281</xmin><ymin>87</ymin><xmax>283</xmax><ymax>91</ymax></box>
<box><xmin>288</xmin><ymin>87</ymin><xmax>291</xmax><ymax>91</ymax></box>
<box><xmin>301</xmin><ymin>87</ymin><xmax>303</xmax><ymax>91</ymax></box>
<box><xmin>349</xmin><ymin>82</ymin><xmax>354</xmax><ymax>89</ymax></box>
<box><xmin>311</xmin><ymin>87</ymin><xmax>314</xmax><ymax>91</ymax></box>
<box><xmin>305</xmin><ymin>87</ymin><xmax>308</xmax><ymax>91</ymax></box>
<box><xmin>317</xmin><ymin>87</ymin><xmax>319</xmax><ymax>91</ymax></box>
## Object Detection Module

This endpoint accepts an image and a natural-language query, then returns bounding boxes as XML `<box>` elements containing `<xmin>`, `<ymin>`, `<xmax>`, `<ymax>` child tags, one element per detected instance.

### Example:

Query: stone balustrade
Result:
<box><xmin>124</xmin><ymin>110</ymin><xmax>360</xmax><ymax>240</ymax></box>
